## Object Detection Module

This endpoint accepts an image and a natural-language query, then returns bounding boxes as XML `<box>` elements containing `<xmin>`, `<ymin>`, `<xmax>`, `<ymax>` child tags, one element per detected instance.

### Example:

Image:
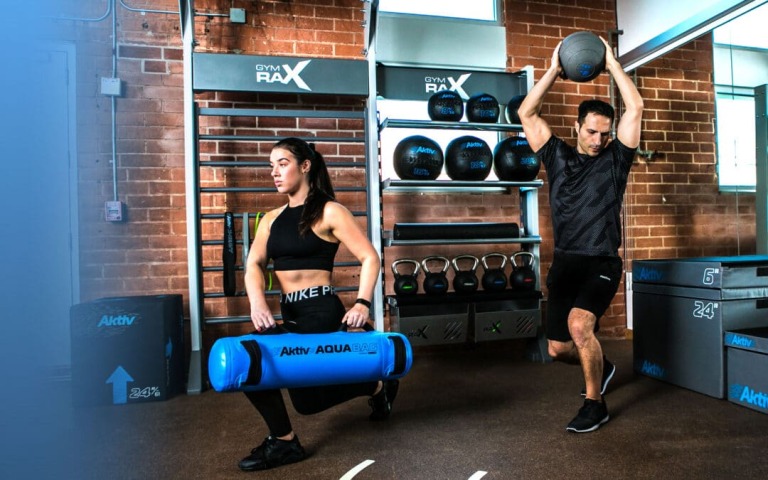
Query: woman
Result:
<box><xmin>240</xmin><ymin>137</ymin><xmax>397</xmax><ymax>472</ymax></box>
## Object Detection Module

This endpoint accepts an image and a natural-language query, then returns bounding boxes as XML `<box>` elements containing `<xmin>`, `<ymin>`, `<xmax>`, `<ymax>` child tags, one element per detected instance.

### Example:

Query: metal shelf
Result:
<box><xmin>199</xmin><ymin>160</ymin><xmax>365</xmax><ymax>168</ymax></box>
<box><xmin>199</xmin><ymin>135</ymin><xmax>364</xmax><ymax>143</ymax></box>
<box><xmin>382</xmin><ymin>178</ymin><xmax>542</xmax><ymax>193</ymax></box>
<box><xmin>199</xmin><ymin>108</ymin><xmax>366</xmax><ymax>119</ymax></box>
<box><xmin>382</xmin><ymin>231</ymin><xmax>542</xmax><ymax>247</ymax></box>
<box><xmin>200</xmin><ymin>186</ymin><xmax>366</xmax><ymax>193</ymax></box>
<box><xmin>380</xmin><ymin>118</ymin><xmax>524</xmax><ymax>132</ymax></box>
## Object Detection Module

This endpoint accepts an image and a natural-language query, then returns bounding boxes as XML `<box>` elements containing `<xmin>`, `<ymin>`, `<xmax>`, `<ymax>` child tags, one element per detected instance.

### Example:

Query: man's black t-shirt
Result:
<box><xmin>537</xmin><ymin>135</ymin><xmax>636</xmax><ymax>257</ymax></box>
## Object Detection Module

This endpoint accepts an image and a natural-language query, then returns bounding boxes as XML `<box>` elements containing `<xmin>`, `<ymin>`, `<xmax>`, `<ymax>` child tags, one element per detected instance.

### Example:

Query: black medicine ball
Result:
<box><xmin>445</xmin><ymin>135</ymin><xmax>493</xmax><ymax>181</ymax></box>
<box><xmin>466</xmin><ymin>93</ymin><xmax>500</xmax><ymax>123</ymax></box>
<box><xmin>559</xmin><ymin>31</ymin><xmax>606</xmax><ymax>83</ymax></box>
<box><xmin>504</xmin><ymin>95</ymin><xmax>526</xmax><ymax>124</ymax></box>
<box><xmin>393</xmin><ymin>135</ymin><xmax>444</xmax><ymax>180</ymax></box>
<box><xmin>427</xmin><ymin>90</ymin><xmax>464</xmax><ymax>121</ymax></box>
<box><xmin>493</xmin><ymin>137</ymin><xmax>541</xmax><ymax>182</ymax></box>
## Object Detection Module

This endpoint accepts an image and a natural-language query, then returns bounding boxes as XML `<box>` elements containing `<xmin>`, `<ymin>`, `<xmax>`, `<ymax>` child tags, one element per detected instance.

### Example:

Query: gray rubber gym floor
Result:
<box><xmin>68</xmin><ymin>339</ymin><xmax>768</xmax><ymax>479</ymax></box>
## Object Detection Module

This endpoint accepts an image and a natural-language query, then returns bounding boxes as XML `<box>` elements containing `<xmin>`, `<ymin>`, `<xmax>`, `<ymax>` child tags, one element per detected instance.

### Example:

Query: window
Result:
<box><xmin>379</xmin><ymin>0</ymin><xmax>499</xmax><ymax>22</ymax></box>
<box><xmin>712</xmin><ymin>3</ymin><xmax>768</xmax><ymax>192</ymax></box>
<box><xmin>715</xmin><ymin>91</ymin><xmax>757</xmax><ymax>189</ymax></box>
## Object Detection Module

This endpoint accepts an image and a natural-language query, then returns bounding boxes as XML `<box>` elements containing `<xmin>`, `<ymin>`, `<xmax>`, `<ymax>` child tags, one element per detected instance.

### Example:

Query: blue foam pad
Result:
<box><xmin>208</xmin><ymin>330</ymin><xmax>413</xmax><ymax>392</ymax></box>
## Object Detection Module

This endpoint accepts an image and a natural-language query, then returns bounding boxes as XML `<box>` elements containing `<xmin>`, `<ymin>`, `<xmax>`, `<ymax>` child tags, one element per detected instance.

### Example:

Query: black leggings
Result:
<box><xmin>244</xmin><ymin>292</ymin><xmax>378</xmax><ymax>437</ymax></box>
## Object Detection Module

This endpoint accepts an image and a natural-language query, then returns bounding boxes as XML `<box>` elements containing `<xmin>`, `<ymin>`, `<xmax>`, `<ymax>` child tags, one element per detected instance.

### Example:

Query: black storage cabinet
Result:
<box><xmin>70</xmin><ymin>294</ymin><xmax>185</xmax><ymax>406</ymax></box>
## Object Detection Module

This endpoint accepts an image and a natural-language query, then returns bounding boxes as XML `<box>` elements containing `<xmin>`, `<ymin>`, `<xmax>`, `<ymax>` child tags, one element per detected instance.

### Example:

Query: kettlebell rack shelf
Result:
<box><xmin>388</xmin><ymin>290</ymin><xmax>542</xmax><ymax>305</ymax></box>
<box><xmin>386</xmin><ymin>291</ymin><xmax>544</xmax><ymax>349</ymax></box>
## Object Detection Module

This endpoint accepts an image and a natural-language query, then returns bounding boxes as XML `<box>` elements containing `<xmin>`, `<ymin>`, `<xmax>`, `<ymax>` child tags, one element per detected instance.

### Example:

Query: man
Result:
<box><xmin>517</xmin><ymin>36</ymin><xmax>643</xmax><ymax>433</ymax></box>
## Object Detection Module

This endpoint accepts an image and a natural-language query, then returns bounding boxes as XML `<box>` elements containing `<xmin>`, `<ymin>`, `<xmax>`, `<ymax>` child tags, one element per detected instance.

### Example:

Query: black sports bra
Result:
<box><xmin>266</xmin><ymin>204</ymin><xmax>339</xmax><ymax>272</ymax></box>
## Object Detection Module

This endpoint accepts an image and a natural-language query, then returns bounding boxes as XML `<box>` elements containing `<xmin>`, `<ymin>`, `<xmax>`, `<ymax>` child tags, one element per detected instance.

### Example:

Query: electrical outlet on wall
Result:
<box><xmin>100</xmin><ymin>77</ymin><xmax>123</xmax><ymax>97</ymax></box>
<box><xmin>230</xmin><ymin>8</ymin><xmax>246</xmax><ymax>24</ymax></box>
<box><xmin>105</xmin><ymin>201</ymin><xmax>125</xmax><ymax>222</ymax></box>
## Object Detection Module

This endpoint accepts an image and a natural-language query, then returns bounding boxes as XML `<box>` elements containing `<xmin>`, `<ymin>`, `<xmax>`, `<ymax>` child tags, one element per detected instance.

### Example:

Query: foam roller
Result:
<box><xmin>208</xmin><ymin>330</ymin><xmax>413</xmax><ymax>392</ymax></box>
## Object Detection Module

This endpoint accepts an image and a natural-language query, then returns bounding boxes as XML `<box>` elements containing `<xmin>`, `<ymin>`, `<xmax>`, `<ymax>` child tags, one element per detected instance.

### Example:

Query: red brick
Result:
<box><xmin>143</xmin><ymin>60</ymin><xmax>168</xmax><ymax>74</ymax></box>
<box><xmin>119</xmin><ymin>44</ymin><xmax>163</xmax><ymax>59</ymax></box>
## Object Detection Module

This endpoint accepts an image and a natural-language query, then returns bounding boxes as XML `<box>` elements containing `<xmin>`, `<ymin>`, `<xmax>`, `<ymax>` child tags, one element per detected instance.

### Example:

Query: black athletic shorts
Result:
<box><xmin>545</xmin><ymin>252</ymin><xmax>623</xmax><ymax>342</ymax></box>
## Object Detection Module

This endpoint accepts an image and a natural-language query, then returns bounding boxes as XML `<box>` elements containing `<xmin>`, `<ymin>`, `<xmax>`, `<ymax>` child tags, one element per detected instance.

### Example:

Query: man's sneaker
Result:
<box><xmin>368</xmin><ymin>379</ymin><xmax>399</xmax><ymax>421</ymax></box>
<box><xmin>566</xmin><ymin>398</ymin><xmax>610</xmax><ymax>433</ymax></box>
<box><xmin>238</xmin><ymin>435</ymin><xmax>306</xmax><ymax>471</ymax></box>
<box><xmin>581</xmin><ymin>356</ymin><xmax>616</xmax><ymax>397</ymax></box>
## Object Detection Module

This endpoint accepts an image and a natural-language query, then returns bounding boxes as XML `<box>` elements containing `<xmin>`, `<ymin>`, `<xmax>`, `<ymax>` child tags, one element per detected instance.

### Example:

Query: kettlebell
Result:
<box><xmin>421</xmin><ymin>256</ymin><xmax>450</xmax><ymax>295</ymax></box>
<box><xmin>451</xmin><ymin>254</ymin><xmax>480</xmax><ymax>294</ymax></box>
<box><xmin>510</xmin><ymin>251</ymin><xmax>537</xmax><ymax>291</ymax></box>
<box><xmin>392</xmin><ymin>259</ymin><xmax>420</xmax><ymax>296</ymax></box>
<box><xmin>481</xmin><ymin>253</ymin><xmax>508</xmax><ymax>292</ymax></box>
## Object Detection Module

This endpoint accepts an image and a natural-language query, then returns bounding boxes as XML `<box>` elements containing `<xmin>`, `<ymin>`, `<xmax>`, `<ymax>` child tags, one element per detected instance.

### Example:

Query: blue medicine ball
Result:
<box><xmin>393</xmin><ymin>135</ymin><xmax>444</xmax><ymax>180</ymax></box>
<box><xmin>466</xmin><ymin>93</ymin><xmax>500</xmax><ymax>123</ymax></box>
<box><xmin>427</xmin><ymin>90</ymin><xmax>464</xmax><ymax>121</ymax></box>
<box><xmin>445</xmin><ymin>135</ymin><xmax>493</xmax><ymax>181</ymax></box>
<box><xmin>493</xmin><ymin>137</ymin><xmax>541</xmax><ymax>181</ymax></box>
<box><xmin>504</xmin><ymin>95</ymin><xmax>526</xmax><ymax>124</ymax></box>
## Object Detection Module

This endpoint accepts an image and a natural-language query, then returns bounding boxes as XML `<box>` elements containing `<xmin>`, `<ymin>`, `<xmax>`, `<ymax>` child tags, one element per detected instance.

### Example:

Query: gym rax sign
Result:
<box><xmin>255</xmin><ymin>59</ymin><xmax>312</xmax><ymax>91</ymax></box>
<box><xmin>193</xmin><ymin>53</ymin><xmax>368</xmax><ymax>96</ymax></box>
<box><xmin>424</xmin><ymin>73</ymin><xmax>471</xmax><ymax>97</ymax></box>
<box><xmin>377</xmin><ymin>64</ymin><xmax>527</xmax><ymax>102</ymax></box>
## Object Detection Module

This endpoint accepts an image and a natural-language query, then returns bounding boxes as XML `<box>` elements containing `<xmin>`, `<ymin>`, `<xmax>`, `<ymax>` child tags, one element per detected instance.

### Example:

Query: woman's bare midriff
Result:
<box><xmin>276</xmin><ymin>269</ymin><xmax>334</xmax><ymax>294</ymax></box>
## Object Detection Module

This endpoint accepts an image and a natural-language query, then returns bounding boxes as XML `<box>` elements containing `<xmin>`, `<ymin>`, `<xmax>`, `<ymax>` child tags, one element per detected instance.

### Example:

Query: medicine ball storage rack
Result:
<box><xmin>379</xmin><ymin>119</ymin><xmax>542</xmax><ymax>248</ymax></box>
<box><xmin>373</xmin><ymin>63</ymin><xmax>546</xmax><ymax>357</ymax></box>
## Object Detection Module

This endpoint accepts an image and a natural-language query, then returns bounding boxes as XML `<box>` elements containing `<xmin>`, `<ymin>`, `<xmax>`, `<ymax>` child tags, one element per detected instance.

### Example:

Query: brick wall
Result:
<box><xmin>64</xmin><ymin>0</ymin><xmax>756</xmax><ymax>341</ymax></box>
<box><xmin>505</xmin><ymin>0</ymin><xmax>755</xmax><ymax>336</ymax></box>
<box><xmin>194</xmin><ymin>91</ymin><xmax>368</xmax><ymax>339</ymax></box>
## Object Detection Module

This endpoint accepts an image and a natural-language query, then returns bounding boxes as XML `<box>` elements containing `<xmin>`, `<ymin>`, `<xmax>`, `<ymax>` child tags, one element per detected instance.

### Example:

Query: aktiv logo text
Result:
<box><xmin>97</xmin><ymin>315</ymin><xmax>136</xmax><ymax>327</ymax></box>
<box><xmin>729</xmin><ymin>383</ymin><xmax>768</xmax><ymax>410</ymax></box>
<box><xmin>725</xmin><ymin>333</ymin><xmax>754</xmax><ymax>349</ymax></box>
<box><xmin>640</xmin><ymin>360</ymin><xmax>666</xmax><ymax>378</ymax></box>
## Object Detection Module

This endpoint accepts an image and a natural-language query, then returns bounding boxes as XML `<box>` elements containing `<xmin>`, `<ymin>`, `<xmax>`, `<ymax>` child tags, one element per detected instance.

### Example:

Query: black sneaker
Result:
<box><xmin>581</xmin><ymin>356</ymin><xmax>616</xmax><ymax>397</ymax></box>
<box><xmin>566</xmin><ymin>398</ymin><xmax>610</xmax><ymax>433</ymax></box>
<box><xmin>238</xmin><ymin>435</ymin><xmax>307</xmax><ymax>471</ymax></box>
<box><xmin>368</xmin><ymin>379</ymin><xmax>399</xmax><ymax>421</ymax></box>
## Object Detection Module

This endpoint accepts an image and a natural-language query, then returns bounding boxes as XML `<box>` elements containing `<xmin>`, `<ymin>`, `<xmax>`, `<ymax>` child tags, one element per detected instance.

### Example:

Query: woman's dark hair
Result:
<box><xmin>272</xmin><ymin>137</ymin><xmax>335</xmax><ymax>236</ymax></box>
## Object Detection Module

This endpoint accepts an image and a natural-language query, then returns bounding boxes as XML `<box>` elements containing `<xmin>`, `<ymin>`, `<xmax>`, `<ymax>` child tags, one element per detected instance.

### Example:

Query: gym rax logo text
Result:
<box><xmin>255</xmin><ymin>60</ymin><xmax>311</xmax><ymax>91</ymax></box>
<box><xmin>424</xmin><ymin>73</ymin><xmax>471</xmax><ymax>97</ymax></box>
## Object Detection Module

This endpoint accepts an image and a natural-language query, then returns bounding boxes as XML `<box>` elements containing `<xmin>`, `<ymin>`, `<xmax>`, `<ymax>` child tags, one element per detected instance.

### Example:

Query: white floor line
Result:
<box><xmin>468</xmin><ymin>471</ymin><xmax>488</xmax><ymax>480</ymax></box>
<box><xmin>339</xmin><ymin>459</ymin><xmax>376</xmax><ymax>480</ymax></box>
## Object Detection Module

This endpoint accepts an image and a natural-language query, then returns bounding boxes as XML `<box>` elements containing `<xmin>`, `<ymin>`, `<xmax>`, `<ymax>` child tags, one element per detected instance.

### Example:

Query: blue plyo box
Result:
<box><xmin>725</xmin><ymin>327</ymin><xmax>768</xmax><ymax>415</ymax></box>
